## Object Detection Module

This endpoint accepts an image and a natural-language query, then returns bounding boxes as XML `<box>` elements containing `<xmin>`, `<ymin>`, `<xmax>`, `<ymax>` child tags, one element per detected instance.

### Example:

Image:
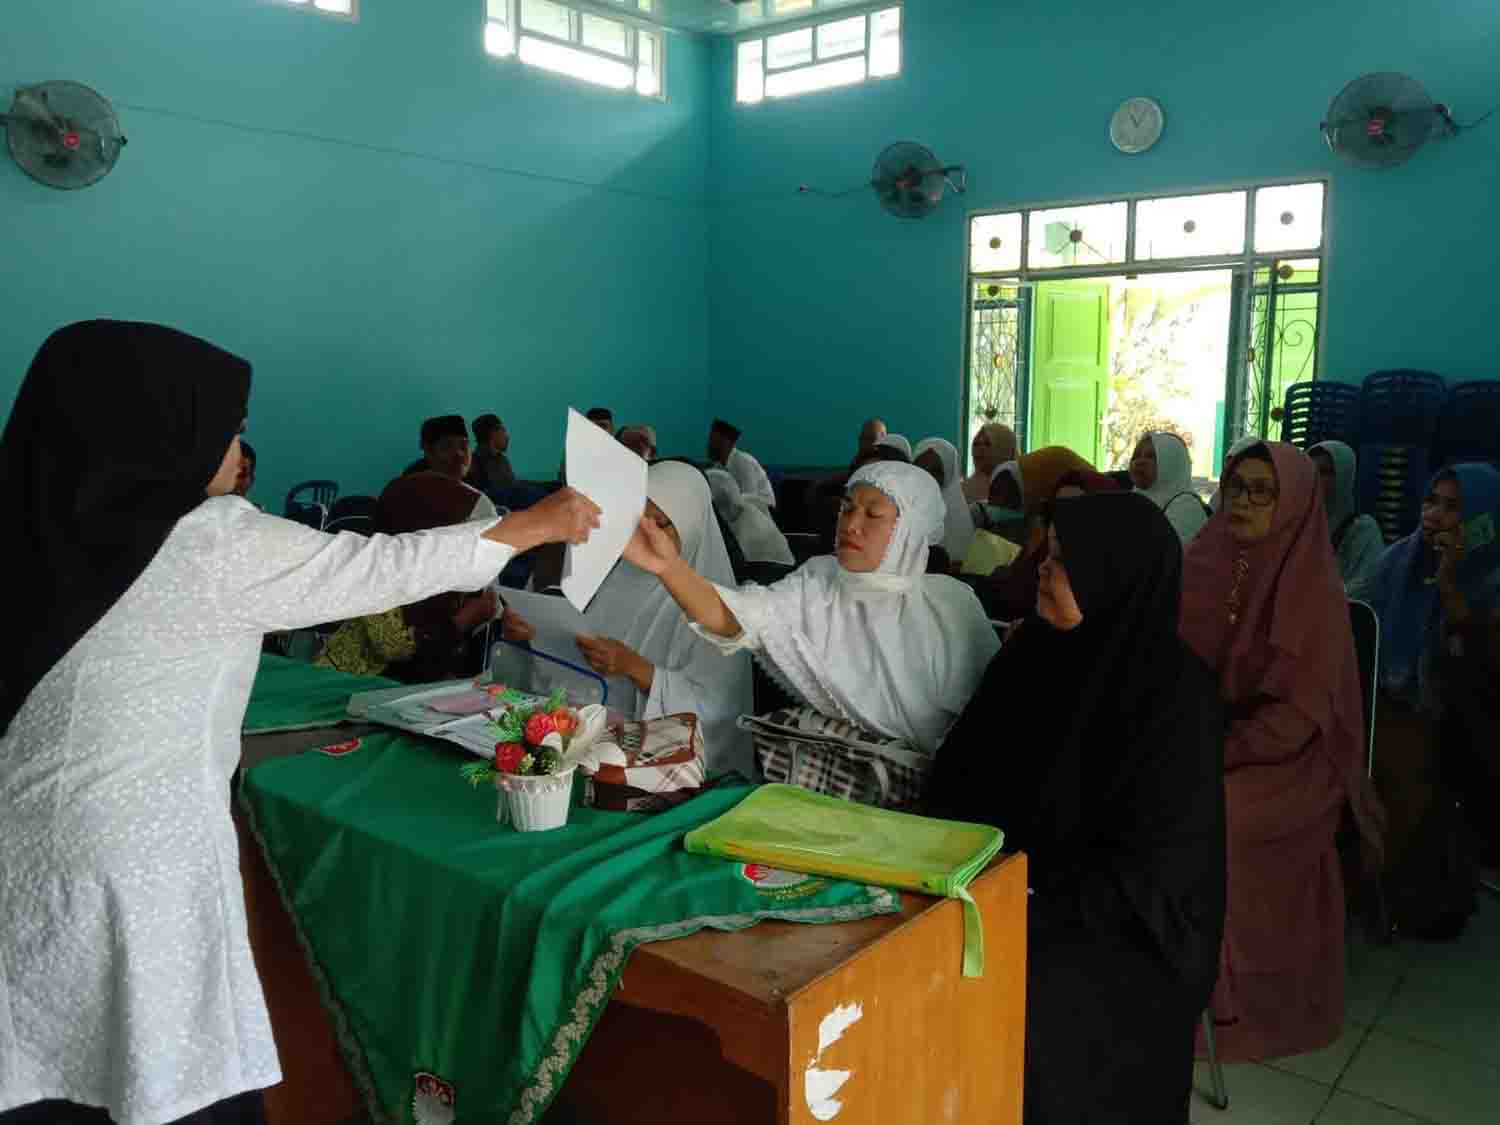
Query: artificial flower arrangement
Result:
<box><xmin>459</xmin><ymin>687</ymin><xmax>608</xmax><ymax>831</ymax></box>
<box><xmin>459</xmin><ymin>687</ymin><xmax>581</xmax><ymax>784</ymax></box>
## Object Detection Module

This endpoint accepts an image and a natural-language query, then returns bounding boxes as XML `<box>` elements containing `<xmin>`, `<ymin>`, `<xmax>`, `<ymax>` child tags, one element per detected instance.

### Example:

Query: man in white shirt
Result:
<box><xmin>707</xmin><ymin>418</ymin><xmax>776</xmax><ymax>511</ymax></box>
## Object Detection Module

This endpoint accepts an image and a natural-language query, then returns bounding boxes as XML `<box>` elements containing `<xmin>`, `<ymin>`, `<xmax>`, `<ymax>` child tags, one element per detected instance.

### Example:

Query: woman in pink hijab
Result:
<box><xmin>1180</xmin><ymin>441</ymin><xmax>1381</xmax><ymax>1061</ymax></box>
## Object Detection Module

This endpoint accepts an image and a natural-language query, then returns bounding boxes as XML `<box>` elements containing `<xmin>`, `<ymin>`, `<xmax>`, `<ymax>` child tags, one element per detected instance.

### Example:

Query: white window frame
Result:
<box><xmin>265</xmin><ymin>0</ymin><xmax>359</xmax><ymax>22</ymax></box>
<box><xmin>484</xmin><ymin>0</ymin><xmax>666</xmax><ymax>101</ymax></box>
<box><xmin>735</xmin><ymin>3</ymin><xmax>902</xmax><ymax>105</ymax></box>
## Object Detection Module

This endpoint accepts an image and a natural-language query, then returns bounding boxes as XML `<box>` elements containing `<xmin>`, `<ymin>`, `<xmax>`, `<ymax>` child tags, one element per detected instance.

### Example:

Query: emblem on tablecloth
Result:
<box><xmin>413</xmin><ymin>1071</ymin><xmax>455</xmax><ymax>1125</ymax></box>
<box><xmin>737</xmin><ymin>863</ymin><xmax>828</xmax><ymax>900</ymax></box>
<box><xmin>315</xmin><ymin>737</ymin><xmax>363</xmax><ymax>757</ymax></box>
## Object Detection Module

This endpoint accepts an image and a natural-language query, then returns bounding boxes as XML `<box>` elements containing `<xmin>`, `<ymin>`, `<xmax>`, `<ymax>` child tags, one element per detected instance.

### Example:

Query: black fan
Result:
<box><xmin>870</xmin><ymin>141</ymin><xmax>966</xmax><ymax>219</ymax></box>
<box><xmin>1</xmin><ymin>81</ymin><xmax>128</xmax><ymax>190</ymax></box>
<box><xmin>1320</xmin><ymin>72</ymin><xmax>1453</xmax><ymax>169</ymax></box>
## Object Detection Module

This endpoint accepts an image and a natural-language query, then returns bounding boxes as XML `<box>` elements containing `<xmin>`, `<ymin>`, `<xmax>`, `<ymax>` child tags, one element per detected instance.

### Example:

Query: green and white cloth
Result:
<box><xmin>240</xmin><ymin>738</ymin><xmax>897</xmax><ymax>1125</ymax></box>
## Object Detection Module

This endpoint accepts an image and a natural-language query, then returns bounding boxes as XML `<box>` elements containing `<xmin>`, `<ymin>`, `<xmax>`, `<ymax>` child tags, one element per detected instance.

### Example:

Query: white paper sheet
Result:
<box><xmin>498</xmin><ymin>587</ymin><xmax>593</xmax><ymax>665</ymax></box>
<box><xmin>561</xmin><ymin>406</ymin><xmax>647</xmax><ymax>611</ymax></box>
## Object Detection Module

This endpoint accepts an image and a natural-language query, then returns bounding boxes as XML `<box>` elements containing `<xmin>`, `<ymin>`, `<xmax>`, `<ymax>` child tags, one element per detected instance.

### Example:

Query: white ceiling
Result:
<box><xmin>587</xmin><ymin>0</ymin><xmax>883</xmax><ymax>35</ymax></box>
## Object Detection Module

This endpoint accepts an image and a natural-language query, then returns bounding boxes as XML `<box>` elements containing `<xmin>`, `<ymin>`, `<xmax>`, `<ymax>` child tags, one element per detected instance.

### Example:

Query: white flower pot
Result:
<box><xmin>496</xmin><ymin>766</ymin><xmax>577</xmax><ymax>832</ymax></box>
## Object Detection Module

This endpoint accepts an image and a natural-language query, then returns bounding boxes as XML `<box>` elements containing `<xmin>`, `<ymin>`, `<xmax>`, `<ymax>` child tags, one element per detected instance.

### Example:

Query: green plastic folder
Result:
<box><xmin>683</xmin><ymin>784</ymin><xmax>1004</xmax><ymax>978</ymax></box>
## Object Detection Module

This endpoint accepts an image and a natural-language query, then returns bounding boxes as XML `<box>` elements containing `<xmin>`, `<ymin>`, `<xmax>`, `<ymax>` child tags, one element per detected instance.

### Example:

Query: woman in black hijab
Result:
<box><xmin>928</xmin><ymin>492</ymin><xmax>1225</xmax><ymax>1125</ymax></box>
<box><xmin>0</xmin><ymin>322</ymin><xmax>599</xmax><ymax>1125</ymax></box>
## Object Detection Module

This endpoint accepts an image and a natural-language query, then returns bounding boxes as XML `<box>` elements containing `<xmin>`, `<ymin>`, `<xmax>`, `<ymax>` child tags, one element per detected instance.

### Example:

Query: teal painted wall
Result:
<box><xmin>1</xmin><ymin>0</ymin><xmax>710</xmax><ymax>508</ymax></box>
<box><xmin>706</xmin><ymin>0</ymin><xmax>1500</xmax><ymax>466</ymax></box>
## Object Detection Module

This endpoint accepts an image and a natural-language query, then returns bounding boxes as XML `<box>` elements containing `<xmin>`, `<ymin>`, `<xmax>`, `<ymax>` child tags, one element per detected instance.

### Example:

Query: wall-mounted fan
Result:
<box><xmin>1320</xmin><ymin>72</ymin><xmax>1454</xmax><ymax>169</ymax></box>
<box><xmin>870</xmin><ymin>142</ymin><xmax>966</xmax><ymax>219</ymax></box>
<box><xmin>1</xmin><ymin>81</ymin><xmax>128</xmax><ymax>190</ymax></box>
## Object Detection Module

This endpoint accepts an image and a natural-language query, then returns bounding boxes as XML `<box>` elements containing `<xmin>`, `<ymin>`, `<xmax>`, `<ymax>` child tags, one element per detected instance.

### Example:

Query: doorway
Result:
<box><xmin>965</xmin><ymin>182</ymin><xmax>1327</xmax><ymax>487</ymax></box>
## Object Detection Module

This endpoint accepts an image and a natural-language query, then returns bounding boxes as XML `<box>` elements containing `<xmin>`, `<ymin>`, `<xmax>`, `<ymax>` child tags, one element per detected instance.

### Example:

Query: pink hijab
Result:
<box><xmin>1180</xmin><ymin>441</ymin><xmax>1379</xmax><ymax>850</ymax></box>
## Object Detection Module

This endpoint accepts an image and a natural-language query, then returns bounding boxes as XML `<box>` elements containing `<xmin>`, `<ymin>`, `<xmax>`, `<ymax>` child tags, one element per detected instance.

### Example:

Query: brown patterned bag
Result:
<box><xmin>739</xmin><ymin>706</ymin><xmax>932</xmax><ymax>808</ymax></box>
<box><xmin>580</xmin><ymin>712</ymin><xmax>706</xmax><ymax>813</ymax></box>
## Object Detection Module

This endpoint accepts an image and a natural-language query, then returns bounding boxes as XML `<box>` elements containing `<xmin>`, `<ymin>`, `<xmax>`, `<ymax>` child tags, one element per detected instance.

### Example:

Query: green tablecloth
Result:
<box><xmin>240</xmin><ymin>734</ymin><xmax>898</xmax><ymax>1125</ymax></box>
<box><xmin>243</xmin><ymin>654</ymin><xmax>398</xmax><ymax>733</ymax></box>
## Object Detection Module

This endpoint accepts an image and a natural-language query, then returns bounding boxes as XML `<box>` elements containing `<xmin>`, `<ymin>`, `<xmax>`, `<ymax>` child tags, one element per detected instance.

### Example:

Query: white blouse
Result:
<box><xmin>0</xmin><ymin>497</ymin><xmax>511</xmax><ymax>1125</ymax></box>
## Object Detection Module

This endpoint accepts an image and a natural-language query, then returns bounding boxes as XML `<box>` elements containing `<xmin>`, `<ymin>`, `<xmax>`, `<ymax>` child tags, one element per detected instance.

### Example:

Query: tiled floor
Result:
<box><xmin>1191</xmin><ymin>891</ymin><xmax>1500</xmax><ymax>1125</ymax></box>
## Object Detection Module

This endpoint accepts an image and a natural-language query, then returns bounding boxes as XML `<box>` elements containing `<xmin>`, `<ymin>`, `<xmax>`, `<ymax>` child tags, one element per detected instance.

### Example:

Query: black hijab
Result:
<box><xmin>929</xmin><ymin>492</ymin><xmax>1224</xmax><ymax>985</ymax></box>
<box><xmin>1</xmin><ymin>321</ymin><xmax>251</xmax><ymax>733</ymax></box>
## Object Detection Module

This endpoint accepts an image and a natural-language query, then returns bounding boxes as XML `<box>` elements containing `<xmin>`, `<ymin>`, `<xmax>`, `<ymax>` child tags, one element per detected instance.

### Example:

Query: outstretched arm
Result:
<box><xmin>622</xmin><ymin>517</ymin><xmax>742</xmax><ymax>638</ymax></box>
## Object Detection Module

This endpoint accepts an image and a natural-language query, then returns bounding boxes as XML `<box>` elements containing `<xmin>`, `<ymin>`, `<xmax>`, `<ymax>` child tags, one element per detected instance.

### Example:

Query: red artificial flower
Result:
<box><xmin>523</xmin><ymin>711</ymin><xmax>558</xmax><ymax>747</ymax></box>
<box><xmin>493</xmin><ymin>741</ymin><xmax>527</xmax><ymax>774</ymax></box>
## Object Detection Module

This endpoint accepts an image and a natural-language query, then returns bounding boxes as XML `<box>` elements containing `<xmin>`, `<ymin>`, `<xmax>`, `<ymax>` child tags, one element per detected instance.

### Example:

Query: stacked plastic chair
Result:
<box><xmin>1356</xmin><ymin>371</ymin><xmax>1446</xmax><ymax>544</ymax></box>
<box><xmin>1278</xmin><ymin>381</ymin><xmax>1361</xmax><ymax>450</ymax></box>
<box><xmin>1432</xmin><ymin>381</ymin><xmax>1500</xmax><ymax>468</ymax></box>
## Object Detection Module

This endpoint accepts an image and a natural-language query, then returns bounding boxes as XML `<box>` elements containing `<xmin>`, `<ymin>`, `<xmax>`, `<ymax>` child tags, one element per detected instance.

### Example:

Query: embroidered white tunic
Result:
<box><xmin>0</xmin><ymin>497</ymin><xmax>512</xmax><ymax>1125</ymax></box>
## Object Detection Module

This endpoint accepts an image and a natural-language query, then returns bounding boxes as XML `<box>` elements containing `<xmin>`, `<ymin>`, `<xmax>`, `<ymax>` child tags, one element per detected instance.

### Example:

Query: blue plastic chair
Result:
<box><xmin>1432</xmin><ymin>381</ymin><xmax>1500</xmax><ymax>468</ymax></box>
<box><xmin>1278</xmin><ymin>381</ymin><xmax>1361</xmax><ymax>450</ymax></box>
<box><xmin>284</xmin><ymin>480</ymin><xmax>339</xmax><ymax>531</ymax></box>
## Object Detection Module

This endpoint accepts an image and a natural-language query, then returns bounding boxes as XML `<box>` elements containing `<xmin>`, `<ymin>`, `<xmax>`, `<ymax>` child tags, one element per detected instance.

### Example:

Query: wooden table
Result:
<box><xmin>237</xmin><ymin>730</ymin><xmax>1027</xmax><ymax>1125</ymax></box>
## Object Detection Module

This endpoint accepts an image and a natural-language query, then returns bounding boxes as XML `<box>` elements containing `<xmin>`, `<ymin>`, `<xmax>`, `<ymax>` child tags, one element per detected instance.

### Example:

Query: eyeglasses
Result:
<box><xmin>1225</xmin><ymin>477</ymin><xmax>1279</xmax><ymax>506</ymax></box>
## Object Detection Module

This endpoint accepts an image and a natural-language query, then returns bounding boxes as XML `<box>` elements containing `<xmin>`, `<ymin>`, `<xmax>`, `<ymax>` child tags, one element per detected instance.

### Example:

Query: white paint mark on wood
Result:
<box><xmin>817</xmin><ymin>1002</ymin><xmax>863</xmax><ymax>1053</ymax></box>
<box><xmin>804</xmin><ymin>1066</ymin><xmax>853</xmax><ymax>1120</ymax></box>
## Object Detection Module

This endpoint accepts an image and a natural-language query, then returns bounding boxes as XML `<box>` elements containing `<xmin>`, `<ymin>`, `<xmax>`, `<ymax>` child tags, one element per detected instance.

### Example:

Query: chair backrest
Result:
<box><xmin>324</xmin><ymin>513</ymin><xmax>374</xmax><ymax>536</ymax></box>
<box><xmin>1433</xmin><ymin>381</ymin><xmax>1500</xmax><ymax>468</ymax></box>
<box><xmin>1279</xmin><ymin>380</ymin><xmax>1361</xmax><ymax>449</ymax></box>
<box><xmin>327</xmin><ymin>494</ymin><xmax>377</xmax><ymax>523</ymax></box>
<box><xmin>285</xmin><ymin>479</ymin><xmax>339</xmax><ymax>517</ymax></box>
<box><xmin>285</xmin><ymin>501</ymin><xmax>328</xmax><ymax>531</ymax></box>
<box><xmin>1348</xmin><ymin>598</ymin><xmax>1380</xmax><ymax>777</ymax></box>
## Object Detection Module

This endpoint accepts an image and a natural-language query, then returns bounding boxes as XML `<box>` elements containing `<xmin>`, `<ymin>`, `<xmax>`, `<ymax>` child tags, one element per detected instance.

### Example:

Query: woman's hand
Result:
<box><xmin>485</xmin><ymin>487</ymin><xmax>601</xmax><ymax>552</ymax></box>
<box><xmin>499</xmin><ymin>607</ymin><xmax>535</xmax><ymax>644</ymax></box>
<box><xmin>622</xmin><ymin>516</ymin><xmax>681</xmax><ymax>576</ymax></box>
<box><xmin>1435</xmin><ymin>524</ymin><xmax>1467</xmax><ymax>593</ymax></box>
<box><xmin>576</xmin><ymin>634</ymin><xmax>653</xmax><ymax>693</ymax></box>
<box><xmin>452</xmin><ymin>588</ymin><xmax>498</xmax><ymax>633</ymax></box>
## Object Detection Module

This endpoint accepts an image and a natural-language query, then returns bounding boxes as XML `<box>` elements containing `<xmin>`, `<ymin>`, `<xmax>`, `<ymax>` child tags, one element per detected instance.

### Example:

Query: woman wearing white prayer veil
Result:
<box><xmin>876</xmin><ymin>433</ymin><xmax>913</xmax><ymax>460</ymax></box>
<box><xmin>707</xmin><ymin>467</ymin><xmax>795</xmax><ymax>566</ymax></box>
<box><xmin>914</xmin><ymin>437</ymin><xmax>978</xmax><ymax>561</ymax></box>
<box><xmin>623</xmin><ymin>461</ymin><xmax>1000</xmax><ymax>752</ymax></box>
<box><xmin>1128</xmin><ymin>431</ymin><xmax>1208</xmax><ymax>544</ymax></box>
<box><xmin>515</xmin><ymin>462</ymin><xmax>755</xmax><ymax>777</ymax></box>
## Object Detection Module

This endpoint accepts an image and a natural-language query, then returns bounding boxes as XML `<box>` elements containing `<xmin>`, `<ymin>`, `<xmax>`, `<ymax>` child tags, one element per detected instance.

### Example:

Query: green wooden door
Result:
<box><xmin>1029</xmin><ymin>281</ymin><xmax>1110</xmax><ymax>464</ymax></box>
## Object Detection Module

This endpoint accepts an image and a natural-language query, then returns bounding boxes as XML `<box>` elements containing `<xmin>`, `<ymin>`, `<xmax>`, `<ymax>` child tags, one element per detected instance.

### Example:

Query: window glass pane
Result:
<box><xmin>970</xmin><ymin>213</ymin><xmax>1022</xmax><ymax>273</ymax></box>
<box><xmin>581</xmin><ymin>13</ymin><xmax>629</xmax><ymax>57</ymax></box>
<box><xmin>766</xmin><ymin>27</ymin><xmax>813</xmax><ymax>69</ymax></box>
<box><xmin>817</xmin><ymin>15</ymin><xmax>865</xmax><ymax>60</ymax></box>
<box><xmin>1135</xmin><ymin>191</ymin><xmax>1246</xmax><ymax>260</ymax></box>
<box><xmin>770</xmin><ymin>0</ymin><xmax>815</xmax><ymax>13</ymax></box>
<box><xmin>637</xmin><ymin>31</ymin><xmax>661</xmax><ymax>96</ymax></box>
<box><xmin>869</xmin><ymin>7</ymin><xmax>901</xmax><ymax>77</ymax></box>
<box><xmin>765</xmin><ymin>54</ymin><xmax>866</xmax><ymax>98</ymax></box>
<box><xmin>1026</xmin><ymin>201</ymin><xmax>1128</xmax><ymax>267</ymax></box>
<box><xmin>736</xmin><ymin>40</ymin><xmax>764</xmax><ymax>104</ymax></box>
<box><xmin>519</xmin><ymin>35</ymin><xmax>634</xmax><ymax>88</ymax></box>
<box><xmin>486</xmin><ymin>0</ymin><xmax>508</xmax><ymax>22</ymax></box>
<box><xmin>1254</xmin><ymin>183</ymin><xmax>1324</xmax><ymax>253</ymax></box>
<box><xmin>520</xmin><ymin>0</ymin><xmax>572</xmax><ymax>40</ymax></box>
<box><xmin>314</xmin><ymin>0</ymin><xmax>352</xmax><ymax>11</ymax></box>
<box><xmin>484</xmin><ymin>19</ymin><xmax>516</xmax><ymax>56</ymax></box>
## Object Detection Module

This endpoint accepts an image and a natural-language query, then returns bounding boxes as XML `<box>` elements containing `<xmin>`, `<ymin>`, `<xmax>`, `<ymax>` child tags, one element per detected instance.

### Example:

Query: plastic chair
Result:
<box><xmin>1199</xmin><ymin>1010</ymin><xmax>1229</xmax><ymax>1111</ymax></box>
<box><xmin>1278</xmin><ymin>381</ymin><xmax>1361</xmax><ymax>450</ymax></box>
<box><xmin>323</xmin><ymin>495</ymin><xmax>377</xmax><ymax>537</ymax></box>
<box><xmin>284</xmin><ymin>480</ymin><xmax>339</xmax><ymax>531</ymax></box>
<box><xmin>487</xmin><ymin>637</ymin><xmax>609</xmax><ymax>709</ymax></box>
<box><xmin>1357</xmin><ymin>372</ymin><xmax>1445</xmax><ymax>545</ymax></box>
<box><xmin>1348</xmin><ymin>598</ymin><xmax>1391</xmax><ymax>940</ymax></box>
<box><xmin>1357</xmin><ymin>444</ymin><xmax>1430</xmax><ymax>545</ymax></box>
<box><xmin>1432</xmin><ymin>381</ymin><xmax>1500</xmax><ymax>468</ymax></box>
